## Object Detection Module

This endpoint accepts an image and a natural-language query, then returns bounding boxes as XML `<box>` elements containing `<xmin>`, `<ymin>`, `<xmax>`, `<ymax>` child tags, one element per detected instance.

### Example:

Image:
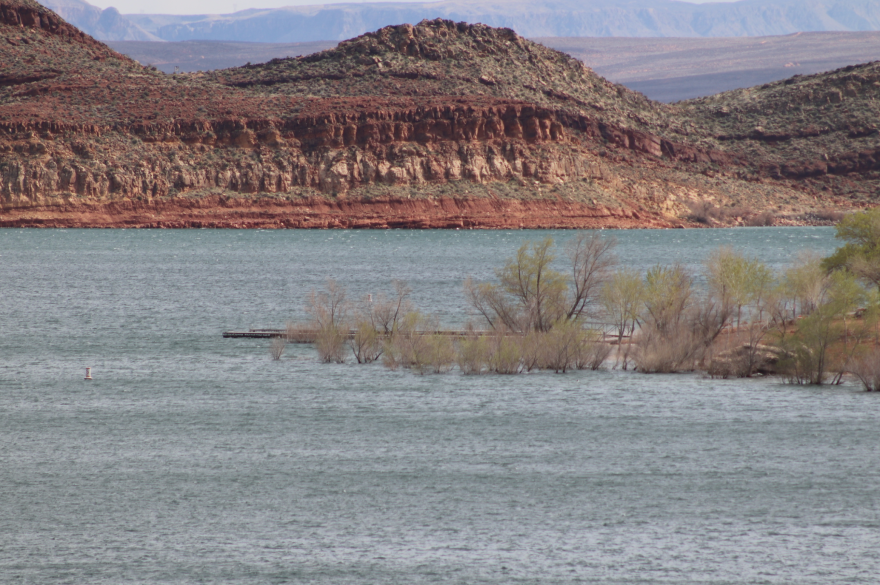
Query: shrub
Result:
<box><xmin>315</xmin><ymin>325</ymin><xmax>347</xmax><ymax>363</ymax></box>
<box><xmin>686</xmin><ymin>200</ymin><xmax>717</xmax><ymax>224</ymax></box>
<box><xmin>269</xmin><ymin>337</ymin><xmax>286</xmax><ymax>360</ymax></box>
<box><xmin>538</xmin><ymin>320</ymin><xmax>586</xmax><ymax>373</ymax></box>
<box><xmin>456</xmin><ymin>334</ymin><xmax>490</xmax><ymax>375</ymax></box>
<box><xmin>422</xmin><ymin>334</ymin><xmax>457</xmax><ymax>374</ymax></box>
<box><xmin>487</xmin><ymin>330</ymin><xmax>524</xmax><ymax>374</ymax></box>
<box><xmin>349</xmin><ymin>319</ymin><xmax>382</xmax><ymax>363</ymax></box>
<box><xmin>634</xmin><ymin>293</ymin><xmax>728</xmax><ymax>374</ymax></box>
<box><xmin>745</xmin><ymin>211</ymin><xmax>775</xmax><ymax>226</ymax></box>
<box><xmin>520</xmin><ymin>330</ymin><xmax>545</xmax><ymax>372</ymax></box>
<box><xmin>633</xmin><ymin>321</ymin><xmax>705</xmax><ymax>373</ymax></box>
<box><xmin>382</xmin><ymin>312</ymin><xmax>454</xmax><ymax>374</ymax></box>
<box><xmin>708</xmin><ymin>342</ymin><xmax>786</xmax><ymax>378</ymax></box>
<box><xmin>575</xmin><ymin>337</ymin><xmax>613</xmax><ymax>371</ymax></box>
<box><xmin>814</xmin><ymin>209</ymin><xmax>845</xmax><ymax>222</ymax></box>
<box><xmin>848</xmin><ymin>347</ymin><xmax>880</xmax><ymax>391</ymax></box>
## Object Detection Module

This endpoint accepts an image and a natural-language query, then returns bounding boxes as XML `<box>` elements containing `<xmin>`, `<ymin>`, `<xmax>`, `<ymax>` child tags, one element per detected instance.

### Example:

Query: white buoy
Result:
<box><xmin>84</xmin><ymin>367</ymin><xmax>92</xmax><ymax>380</ymax></box>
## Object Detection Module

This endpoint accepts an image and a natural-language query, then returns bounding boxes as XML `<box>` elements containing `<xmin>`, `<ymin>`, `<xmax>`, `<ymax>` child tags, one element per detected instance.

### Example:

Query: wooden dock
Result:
<box><xmin>222</xmin><ymin>328</ymin><xmax>491</xmax><ymax>341</ymax></box>
<box><xmin>223</xmin><ymin>329</ymin><xmax>289</xmax><ymax>339</ymax></box>
<box><xmin>223</xmin><ymin>324</ymin><xmax>624</xmax><ymax>342</ymax></box>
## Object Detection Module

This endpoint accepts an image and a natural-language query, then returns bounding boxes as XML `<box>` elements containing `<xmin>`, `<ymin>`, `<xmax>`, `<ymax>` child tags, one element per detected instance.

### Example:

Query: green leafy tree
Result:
<box><xmin>822</xmin><ymin>207</ymin><xmax>880</xmax><ymax>290</ymax></box>
<box><xmin>783</xmin><ymin>251</ymin><xmax>830</xmax><ymax>316</ymax></box>
<box><xmin>600</xmin><ymin>267</ymin><xmax>645</xmax><ymax>368</ymax></box>
<box><xmin>704</xmin><ymin>246</ymin><xmax>774</xmax><ymax>326</ymax></box>
<box><xmin>642</xmin><ymin>264</ymin><xmax>692</xmax><ymax>335</ymax></box>
<box><xmin>780</xmin><ymin>271</ymin><xmax>870</xmax><ymax>385</ymax></box>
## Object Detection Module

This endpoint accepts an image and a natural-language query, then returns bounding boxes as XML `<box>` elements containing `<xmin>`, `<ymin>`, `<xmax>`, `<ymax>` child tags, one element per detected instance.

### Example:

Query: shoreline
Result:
<box><xmin>0</xmin><ymin>195</ymin><xmax>839</xmax><ymax>229</ymax></box>
<box><xmin>0</xmin><ymin>195</ymin><xmax>682</xmax><ymax>229</ymax></box>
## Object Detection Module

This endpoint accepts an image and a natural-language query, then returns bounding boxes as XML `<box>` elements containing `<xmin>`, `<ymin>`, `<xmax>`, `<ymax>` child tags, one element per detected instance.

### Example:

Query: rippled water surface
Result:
<box><xmin>2</xmin><ymin>227</ymin><xmax>879</xmax><ymax>584</ymax></box>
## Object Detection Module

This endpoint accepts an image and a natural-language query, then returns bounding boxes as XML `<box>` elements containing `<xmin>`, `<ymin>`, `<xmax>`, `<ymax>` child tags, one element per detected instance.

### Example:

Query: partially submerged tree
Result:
<box><xmin>704</xmin><ymin>247</ymin><xmax>774</xmax><ymax>376</ymax></box>
<box><xmin>565</xmin><ymin>233</ymin><xmax>618</xmax><ymax>322</ymax></box>
<box><xmin>786</xmin><ymin>251</ymin><xmax>831</xmax><ymax>316</ymax></box>
<box><xmin>307</xmin><ymin>279</ymin><xmax>348</xmax><ymax>332</ymax></box>
<box><xmin>347</xmin><ymin>280</ymin><xmax>414</xmax><ymax>363</ymax></box>
<box><xmin>705</xmin><ymin>246</ymin><xmax>773</xmax><ymax>326</ymax></box>
<box><xmin>307</xmin><ymin>279</ymin><xmax>349</xmax><ymax>363</ymax></box>
<box><xmin>600</xmin><ymin>267</ymin><xmax>645</xmax><ymax>368</ymax></box>
<box><xmin>365</xmin><ymin>280</ymin><xmax>413</xmax><ymax>335</ymax></box>
<box><xmin>635</xmin><ymin>264</ymin><xmax>732</xmax><ymax>374</ymax></box>
<box><xmin>382</xmin><ymin>312</ymin><xmax>455</xmax><ymax>374</ymax></box>
<box><xmin>822</xmin><ymin>207</ymin><xmax>880</xmax><ymax>290</ymax></box>
<box><xmin>848</xmin><ymin>346</ymin><xmax>880</xmax><ymax>392</ymax></box>
<box><xmin>465</xmin><ymin>237</ymin><xmax>566</xmax><ymax>332</ymax></box>
<box><xmin>466</xmin><ymin>234</ymin><xmax>616</xmax><ymax>333</ymax></box>
<box><xmin>642</xmin><ymin>264</ymin><xmax>692</xmax><ymax>336</ymax></box>
<box><xmin>779</xmin><ymin>270</ymin><xmax>871</xmax><ymax>385</ymax></box>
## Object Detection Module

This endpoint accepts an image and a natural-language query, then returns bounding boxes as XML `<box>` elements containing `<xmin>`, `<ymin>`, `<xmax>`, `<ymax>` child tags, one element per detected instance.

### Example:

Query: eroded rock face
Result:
<box><xmin>0</xmin><ymin>102</ymin><xmax>740</xmax><ymax>208</ymax></box>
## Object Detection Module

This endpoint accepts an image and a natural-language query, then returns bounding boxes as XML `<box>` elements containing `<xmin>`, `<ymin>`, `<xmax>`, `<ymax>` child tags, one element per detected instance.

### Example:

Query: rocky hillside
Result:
<box><xmin>683</xmin><ymin>61</ymin><xmax>880</xmax><ymax>202</ymax></box>
<box><xmin>0</xmin><ymin>0</ymin><xmax>872</xmax><ymax>227</ymax></box>
<box><xmin>207</xmin><ymin>20</ymin><xmax>678</xmax><ymax>137</ymax></box>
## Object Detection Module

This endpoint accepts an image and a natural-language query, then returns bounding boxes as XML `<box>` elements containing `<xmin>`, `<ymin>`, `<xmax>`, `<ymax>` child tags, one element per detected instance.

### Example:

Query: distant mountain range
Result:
<box><xmin>39</xmin><ymin>0</ymin><xmax>880</xmax><ymax>42</ymax></box>
<box><xmin>107</xmin><ymin>32</ymin><xmax>880</xmax><ymax>103</ymax></box>
<box><xmin>40</xmin><ymin>0</ymin><xmax>157</xmax><ymax>40</ymax></box>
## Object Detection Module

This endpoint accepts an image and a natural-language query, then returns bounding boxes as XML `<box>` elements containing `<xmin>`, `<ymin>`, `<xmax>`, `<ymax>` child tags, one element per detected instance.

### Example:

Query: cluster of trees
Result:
<box><xmin>284</xmin><ymin>276</ymin><xmax>611</xmax><ymax>375</ymax></box>
<box><xmin>276</xmin><ymin>209</ymin><xmax>880</xmax><ymax>389</ymax></box>
<box><xmin>464</xmin><ymin>235</ymin><xmax>879</xmax><ymax>382</ymax></box>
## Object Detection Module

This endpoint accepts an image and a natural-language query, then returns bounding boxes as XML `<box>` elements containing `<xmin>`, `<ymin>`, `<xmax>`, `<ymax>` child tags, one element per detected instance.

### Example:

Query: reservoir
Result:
<box><xmin>1</xmin><ymin>227</ymin><xmax>878</xmax><ymax>583</ymax></box>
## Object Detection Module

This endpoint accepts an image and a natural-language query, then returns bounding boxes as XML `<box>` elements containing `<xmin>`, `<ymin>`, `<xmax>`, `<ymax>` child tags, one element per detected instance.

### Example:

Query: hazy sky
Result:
<box><xmin>90</xmin><ymin>0</ymin><xmax>742</xmax><ymax>17</ymax></box>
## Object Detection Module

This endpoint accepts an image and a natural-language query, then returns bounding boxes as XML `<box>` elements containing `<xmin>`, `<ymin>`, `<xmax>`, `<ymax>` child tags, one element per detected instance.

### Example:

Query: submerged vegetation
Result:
<box><xmin>270</xmin><ymin>212</ymin><xmax>880</xmax><ymax>390</ymax></box>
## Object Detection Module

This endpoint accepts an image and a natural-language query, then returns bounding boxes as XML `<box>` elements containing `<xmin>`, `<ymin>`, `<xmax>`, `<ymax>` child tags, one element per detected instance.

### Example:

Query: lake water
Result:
<box><xmin>2</xmin><ymin>227</ymin><xmax>879</xmax><ymax>584</ymax></box>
